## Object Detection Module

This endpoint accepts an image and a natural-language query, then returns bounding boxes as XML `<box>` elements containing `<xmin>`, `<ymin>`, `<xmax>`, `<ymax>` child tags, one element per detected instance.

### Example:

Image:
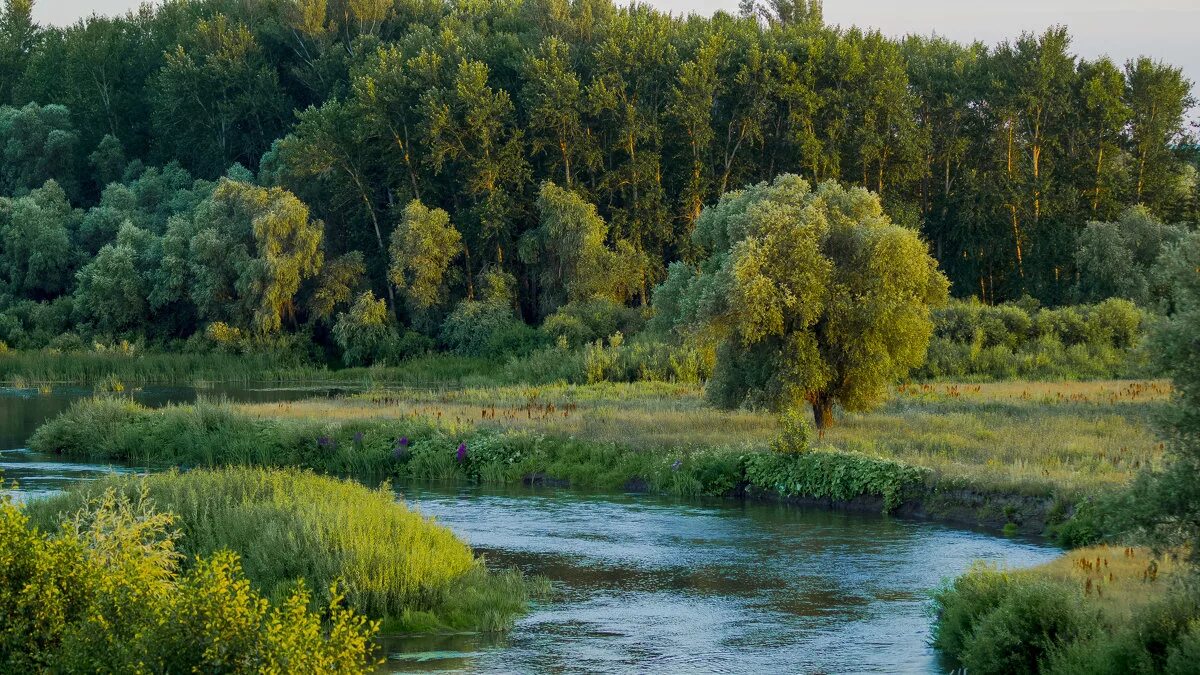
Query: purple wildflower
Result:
<box><xmin>354</xmin><ymin>431</ymin><xmax>364</xmax><ymax>444</ymax></box>
<box><xmin>317</xmin><ymin>435</ymin><xmax>336</xmax><ymax>450</ymax></box>
<box><xmin>393</xmin><ymin>436</ymin><xmax>410</xmax><ymax>460</ymax></box>
<box><xmin>456</xmin><ymin>442</ymin><xmax>467</xmax><ymax>463</ymax></box>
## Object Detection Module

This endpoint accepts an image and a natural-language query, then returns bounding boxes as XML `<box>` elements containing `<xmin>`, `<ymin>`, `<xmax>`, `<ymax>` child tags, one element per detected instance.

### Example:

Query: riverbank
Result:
<box><xmin>27</xmin><ymin>379</ymin><xmax>1167</xmax><ymax>537</ymax></box>
<box><xmin>21</xmin><ymin>467</ymin><xmax>547</xmax><ymax>635</ymax></box>
<box><xmin>932</xmin><ymin>545</ymin><xmax>1196</xmax><ymax>674</ymax></box>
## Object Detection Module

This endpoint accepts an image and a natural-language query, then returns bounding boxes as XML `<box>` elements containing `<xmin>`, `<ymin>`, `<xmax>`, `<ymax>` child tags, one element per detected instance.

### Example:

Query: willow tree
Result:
<box><xmin>653</xmin><ymin>174</ymin><xmax>948</xmax><ymax>429</ymax></box>
<box><xmin>183</xmin><ymin>179</ymin><xmax>324</xmax><ymax>337</ymax></box>
<box><xmin>388</xmin><ymin>199</ymin><xmax>461</xmax><ymax>312</ymax></box>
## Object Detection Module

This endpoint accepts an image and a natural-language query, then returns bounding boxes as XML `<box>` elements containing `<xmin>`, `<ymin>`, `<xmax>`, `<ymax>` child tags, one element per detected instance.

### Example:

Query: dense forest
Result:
<box><xmin>0</xmin><ymin>0</ymin><xmax>1194</xmax><ymax>363</ymax></box>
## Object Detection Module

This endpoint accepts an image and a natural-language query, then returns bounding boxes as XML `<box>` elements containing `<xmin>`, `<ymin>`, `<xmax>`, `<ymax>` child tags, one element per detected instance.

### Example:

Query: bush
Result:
<box><xmin>26</xmin><ymin>468</ymin><xmax>538</xmax><ymax>633</ymax></box>
<box><xmin>439</xmin><ymin>299</ymin><xmax>524</xmax><ymax>357</ymax></box>
<box><xmin>771</xmin><ymin>407</ymin><xmax>813</xmax><ymax>454</ymax></box>
<box><xmin>333</xmin><ymin>291</ymin><xmax>399</xmax><ymax>367</ymax></box>
<box><xmin>917</xmin><ymin>299</ymin><xmax>1146</xmax><ymax>381</ymax></box>
<box><xmin>743</xmin><ymin>449</ymin><xmax>928</xmax><ymax>511</ymax></box>
<box><xmin>1</xmin><ymin>488</ymin><xmax>378</xmax><ymax>672</ymax></box>
<box><xmin>540</xmin><ymin>299</ymin><xmax>646</xmax><ymax>348</ymax></box>
<box><xmin>961</xmin><ymin>578</ymin><xmax>1091</xmax><ymax>674</ymax></box>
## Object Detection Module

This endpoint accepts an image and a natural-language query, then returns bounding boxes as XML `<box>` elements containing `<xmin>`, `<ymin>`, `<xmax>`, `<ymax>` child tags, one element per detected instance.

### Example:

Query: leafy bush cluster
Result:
<box><xmin>918</xmin><ymin>297</ymin><xmax>1148</xmax><ymax>380</ymax></box>
<box><xmin>744</xmin><ymin>450</ymin><xmax>930</xmax><ymax>511</ymax></box>
<box><xmin>0</xmin><ymin>487</ymin><xmax>378</xmax><ymax>673</ymax></box>
<box><xmin>933</xmin><ymin>566</ymin><xmax>1200</xmax><ymax>675</ymax></box>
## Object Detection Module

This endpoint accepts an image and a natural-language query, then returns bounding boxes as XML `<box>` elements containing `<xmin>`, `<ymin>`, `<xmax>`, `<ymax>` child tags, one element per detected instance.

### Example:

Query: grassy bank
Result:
<box><xmin>1</xmin><ymin>480</ymin><xmax>379</xmax><ymax>672</ymax></box>
<box><xmin>28</xmin><ymin>379</ymin><xmax>1168</xmax><ymax>534</ymax></box>
<box><xmin>24</xmin><ymin>467</ymin><xmax>545</xmax><ymax>634</ymax></box>
<box><xmin>932</xmin><ymin>546</ymin><xmax>1198</xmax><ymax>674</ymax></box>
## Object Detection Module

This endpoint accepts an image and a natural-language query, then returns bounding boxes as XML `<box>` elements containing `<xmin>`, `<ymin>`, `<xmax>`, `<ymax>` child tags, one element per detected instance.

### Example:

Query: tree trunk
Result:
<box><xmin>811</xmin><ymin>395</ymin><xmax>834</xmax><ymax>435</ymax></box>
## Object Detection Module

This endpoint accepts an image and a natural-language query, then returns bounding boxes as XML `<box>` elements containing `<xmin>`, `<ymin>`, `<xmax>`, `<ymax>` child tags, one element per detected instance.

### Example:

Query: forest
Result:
<box><xmin>5</xmin><ymin>0</ymin><xmax>1200</xmax><ymax>671</ymax></box>
<box><xmin>0</xmin><ymin>0</ymin><xmax>1194</xmax><ymax>367</ymax></box>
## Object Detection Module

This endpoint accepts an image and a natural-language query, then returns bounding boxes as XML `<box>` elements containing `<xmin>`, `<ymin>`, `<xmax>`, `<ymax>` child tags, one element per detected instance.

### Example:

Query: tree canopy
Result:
<box><xmin>653</xmin><ymin>175</ymin><xmax>948</xmax><ymax>428</ymax></box>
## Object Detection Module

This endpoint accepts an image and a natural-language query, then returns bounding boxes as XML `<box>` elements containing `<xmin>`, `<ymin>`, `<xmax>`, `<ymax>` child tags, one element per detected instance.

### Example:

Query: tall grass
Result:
<box><xmin>932</xmin><ymin>546</ymin><xmax>1197</xmax><ymax>675</ymax></box>
<box><xmin>25</xmin><ymin>468</ymin><xmax>544</xmax><ymax>633</ymax></box>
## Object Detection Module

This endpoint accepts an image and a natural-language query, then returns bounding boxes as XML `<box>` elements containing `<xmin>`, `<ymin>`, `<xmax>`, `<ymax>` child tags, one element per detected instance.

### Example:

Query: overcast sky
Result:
<box><xmin>37</xmin><ymin>0</ymin><xmax>1200</xmax><ymax>121</ymax></box>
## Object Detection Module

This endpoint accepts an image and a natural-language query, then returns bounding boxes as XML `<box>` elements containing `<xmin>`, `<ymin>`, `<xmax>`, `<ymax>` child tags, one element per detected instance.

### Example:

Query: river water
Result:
<box><xmin>0</xmin><ymin>386</ymin><xmax>1059</xmax><ymax>674</ymax></box>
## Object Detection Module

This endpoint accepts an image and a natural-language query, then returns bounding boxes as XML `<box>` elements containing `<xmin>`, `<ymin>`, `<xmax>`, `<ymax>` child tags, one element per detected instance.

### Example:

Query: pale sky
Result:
<box><xmin>36</xmin><ymin>0</ymin><xmax>1200</xmax><ymax>123</ymax></box>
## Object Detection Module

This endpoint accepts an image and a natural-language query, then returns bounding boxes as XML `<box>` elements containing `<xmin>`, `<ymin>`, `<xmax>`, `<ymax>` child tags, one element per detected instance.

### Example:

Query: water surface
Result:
<box><xmin>380</xmin><ymin>483</ymin><xmax>1057</xmax><ymax>673</ymax></box>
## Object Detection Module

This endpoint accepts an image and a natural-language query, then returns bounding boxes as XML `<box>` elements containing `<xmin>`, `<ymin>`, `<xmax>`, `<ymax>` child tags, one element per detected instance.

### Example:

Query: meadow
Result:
<box><xmin>242</xmin><ymin>378</ymin><xmax>1170</xmax><ymax>497</ymax></box>
<box><xmin>27</xmin><ymin>378</ymin><xmax>1169</xmax><ymax>536</ymax></box>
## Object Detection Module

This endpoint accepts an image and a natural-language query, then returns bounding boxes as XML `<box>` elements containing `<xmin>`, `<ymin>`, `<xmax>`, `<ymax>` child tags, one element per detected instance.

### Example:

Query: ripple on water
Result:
<box><xmin>375</xmin><ymin>485</ymin><xmax>1058</xmax><ymax>674</ymax></box>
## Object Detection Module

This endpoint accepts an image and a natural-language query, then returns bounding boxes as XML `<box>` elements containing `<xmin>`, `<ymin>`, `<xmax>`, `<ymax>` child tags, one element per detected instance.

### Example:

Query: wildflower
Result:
<box><xmin>393</xmin><ymin>436</ymin><xmax>410</xmax><ymax>460</ymax></box>
<box><xmin>671</xmin><ymin>459</ymin><xmax>682</xmax><ymax>472</ymax></box>
<box><xmin>317</xmin><ymin>435</ymin><xmax>336</xmax><ymax>450</ymax></box>
<box><xmin>353</xmin><ymin>431</ymin><xmax>364</xmax><ymax>444</ymax></box>
<box><xmin>456</xmin><ymin>442</ymin><xmax>467</xmax><ymax>463</ymax></box>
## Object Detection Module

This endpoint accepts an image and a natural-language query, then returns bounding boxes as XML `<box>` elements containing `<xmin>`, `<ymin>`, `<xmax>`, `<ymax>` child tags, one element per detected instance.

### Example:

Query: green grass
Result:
<box><xmin>24</xmin><ymin>467</ymin><xmax>546</xmax><ymax>634</ymax></box>
<box><xmin>26</xmin><ymin>378</ymin><xmax>1168</xmax><ymax>535</ymax></box>
<box><xmin>246</xmin><ymin>379</ymin><xmax>1166</xmax><ymax>497</ymax></box>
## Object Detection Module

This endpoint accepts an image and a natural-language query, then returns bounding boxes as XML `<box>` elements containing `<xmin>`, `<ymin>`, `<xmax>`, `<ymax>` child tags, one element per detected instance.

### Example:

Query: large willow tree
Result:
<box><xmin>653</xmin><ymin>175</ymin><xmax>948</xmax><ymax>429</ymax></box>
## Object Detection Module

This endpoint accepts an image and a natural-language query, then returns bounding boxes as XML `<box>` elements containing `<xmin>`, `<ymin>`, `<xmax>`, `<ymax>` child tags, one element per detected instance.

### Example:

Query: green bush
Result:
<box><xmin>26</xmin><ymin>468</ymin><xmax>539</xmax><ymax>633</ymax></box>
<box><xmin>933</xmin><ymin>566</ymin><xmax>1200</xmax><ymax>675</ymax></box>
<box><xmin>540</xmin><ymin>299</ymin><xmax>646</xmax><ymax>348</ymax></box>
<box><xmin>439</xmin><ymin>299</ymin><xmax>525</xmax><ymax>357</ymax></box>
<box><xmin>918</xmin><ymin>298</ymin><xmax>1146</xmax><ymax>381</ymax></box>
<box><xmin>743</xmin><ymin>449</ymin><xmax>929</xmax><ymax>511</ymax></box>
<box><xmin>332</xmin><ymin>291</ymin><xmax>400</xmax><ymax>367</ymax></box>
<box><xmin>1</xmin><ymin>488</ymin><xmax>378</xmax><ymax>673</ymax></box>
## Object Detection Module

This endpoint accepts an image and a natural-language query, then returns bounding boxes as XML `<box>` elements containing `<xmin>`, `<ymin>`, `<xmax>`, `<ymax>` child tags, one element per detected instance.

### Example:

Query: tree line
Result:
<box><xmin>0</xmin><ymin>0</ymin><xmax>1194</xmax><ymax>356</ymax></box>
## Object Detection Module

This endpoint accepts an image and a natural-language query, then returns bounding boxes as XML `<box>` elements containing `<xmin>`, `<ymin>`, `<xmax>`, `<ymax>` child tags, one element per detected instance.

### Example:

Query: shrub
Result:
<box><xmin>540</xmin><ymin>299</ymin><xmax>646</xmax><ymax>348</ymax></box>
<box><xmin>26</xmin><ymin>468</ymin><xmax>538</xmax><ymax>633</ymax></box>
<box><xmin>960</xmin><ymin>578</ymin><xmax>1090</xmax><ymax>674</ymax></box>
<box><xmin>917</xmin><ymin>299</ymin><xmax>1146</xmax><ymax>381</ymax></box>
<box><xmin>771</xmin><ymin>407</ymin><xmax>813</xmax><ymax>454</ymax></box>
<box><xmin>332</xmin><ymin>291</ymin><xmax>399</xmax><ymax>367</ymax></box>
<box><xmin>743</xmin><ymin>449</ymin><xmax>928</xmax><ymax>511</ymax></box>
<box><xmin>439</xmin><ymin>299</ymin><xmax>524</xmax><ymax>357</ymax></box>
<box><xmin>1</xmin><ymin>488</ymin><xmax>378</xmax><ymax>672</ymax></box>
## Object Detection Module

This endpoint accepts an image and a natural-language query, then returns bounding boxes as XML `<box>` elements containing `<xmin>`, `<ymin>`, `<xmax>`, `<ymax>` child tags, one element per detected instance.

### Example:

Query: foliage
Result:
<box><xmin>1124</xmin><ymin>227</ymin><xmax>1200</xmax><ymax>567</ymax></box>
<box><xmin>439</xmin><ymin>298</ymin><xmax>525</xmax><ymax>357</ymax></box>
<box><xmin>654</xmin><ymin>175</ymin><xmax>948</xmax><ymax>428</ymax></box>
<box><xmin>525</xmin><ymin>181</ymin><xmax>635</xmax><ymax>313</ymax></box>
<box><xmin>540</xmin><ymin>298</ymin><xmax>646</xmax><ymax>349</ymax></box>
<box><xmin>26</xmin><ymin>468</ymin><xmax>537</xmax><ymax>633</ymax></box>
<box><xmin>0</xmin><ymin>488</ymin><xmax>379</xmax><ymax>673</ymax></box>
<box><xmin>1074</xmin><ymin>205</ymin><xmax>1187</xmax><ymax>307</ymax></box>
<box><xmin>743</xmin><ymin>450</ymin><xmax>928</xmax><ymax>511</ymax></box>
<box><xmin>919</xmin><ymin>297</ymin><xmax>1148</xmax><ymax>381</ymax></box>
<box><xmin>932</xmin><ymin>567</ymin><xmax>1091</xmax><ymax>675</ymax></box>
<box><xmin>934</xmin><ymin>556</ymin><xmax>1200</xmax><ymax>675</ymax></box>
<box><xmin>0</xmin><ymin>5</ymin><xmax>1195</xmax><ymax>358</ymax></box>
<box><xmin>388</xmin><ymin>200</ymin><xmax>462</xmax><ymax>312</ymax></box>
<box><xmin>332</xmin><ymin>290</ymin><xmax>399</xmax><ymax>367</ymax></box>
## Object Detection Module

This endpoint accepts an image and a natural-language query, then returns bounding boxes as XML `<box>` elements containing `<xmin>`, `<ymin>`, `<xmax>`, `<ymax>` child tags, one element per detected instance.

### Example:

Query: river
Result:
<box><xmin>0</xmin><ymin>386</ymin><xmax>1058</xmax><ymax>673</ymax></box>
